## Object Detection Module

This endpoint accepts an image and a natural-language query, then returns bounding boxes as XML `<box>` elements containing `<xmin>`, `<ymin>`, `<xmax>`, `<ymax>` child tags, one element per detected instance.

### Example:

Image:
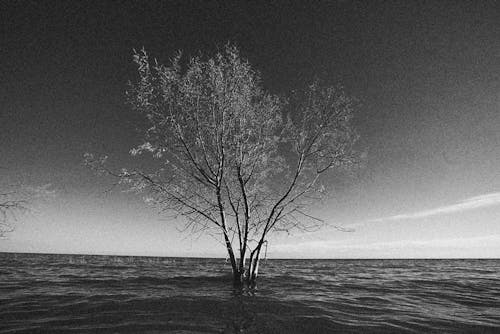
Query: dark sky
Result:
<box><xmin>1</xmin><ymin>1</ymin><xmax>499</xmax><ymax>257</ymax></box>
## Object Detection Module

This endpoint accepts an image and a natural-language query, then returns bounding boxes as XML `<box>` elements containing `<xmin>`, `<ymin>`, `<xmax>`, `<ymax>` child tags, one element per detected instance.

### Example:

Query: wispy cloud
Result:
<box><xmin>271</xmin><ymin>234</ymin><xmax>500</xmax><ymax>256</ymax></box>
<box><xmin>368</xmin><ymin>192</ymin><xmax>500</xmax><ymax>223</ymax></box>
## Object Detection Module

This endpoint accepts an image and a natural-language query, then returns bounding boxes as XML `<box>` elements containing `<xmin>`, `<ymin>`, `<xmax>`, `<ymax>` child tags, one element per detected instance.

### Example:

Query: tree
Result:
<box><xmin>0</xmin><ymin>183</ymin><xmax>51</xmax><ymax>237</ymax></box>
<box><xmin>0</xmin><ymin>191</ymin><xmax>27</xmax><ymax>237</ymax></box>
<box><xmin>86</xmin><ymin>45</ymin><xmax>358</xmax><ymax>284</ymax></box>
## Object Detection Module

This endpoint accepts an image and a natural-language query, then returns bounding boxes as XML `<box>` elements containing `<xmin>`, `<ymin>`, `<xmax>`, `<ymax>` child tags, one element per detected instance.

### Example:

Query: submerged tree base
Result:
<box><xmin>232</xmin><ymin>276</ymin><xmax>259</xmax><ymax>293</ymax></box>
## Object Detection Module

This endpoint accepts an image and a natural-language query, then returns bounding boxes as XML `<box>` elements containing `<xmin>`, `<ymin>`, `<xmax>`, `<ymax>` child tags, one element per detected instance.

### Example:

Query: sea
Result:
<box><xmin>0</xmin><ymin>253</ymin><xmax>499</xmax><ymax>333</ymax></box>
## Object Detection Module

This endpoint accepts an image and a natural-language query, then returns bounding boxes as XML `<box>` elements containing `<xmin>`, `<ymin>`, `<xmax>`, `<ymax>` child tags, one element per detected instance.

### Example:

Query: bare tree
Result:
<box><xmin>0</xmin><ymin>183</ymin><xmax>52</xmax><ymax>238</ymax></box>
<box><xmin>0</xmin><ymin>191</ymin><xmax>27</xmax><ymax>237</ymax></box>
<box><xmin>86</xmin><ymin>45</ymin><xmax>358</xmax><ymax>284</ymax></box>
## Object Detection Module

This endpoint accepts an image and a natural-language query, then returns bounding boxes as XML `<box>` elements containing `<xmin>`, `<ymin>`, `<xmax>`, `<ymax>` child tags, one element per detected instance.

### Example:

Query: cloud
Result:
<box><xmin>270</xmin><ymin>234</ymin><xmax>500</xmax><ymax>256</ymax></box>
<box><xmin>368</xmin><ymin>192</ymin><xmax>500</xmax><ymax>223</ymax></box>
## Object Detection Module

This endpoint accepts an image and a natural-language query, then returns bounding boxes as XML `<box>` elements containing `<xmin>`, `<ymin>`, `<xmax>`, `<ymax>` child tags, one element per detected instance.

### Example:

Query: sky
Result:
<box><xmin>1</xmin><ymin>0</ymin><xmax>499</xmax><ymax>258</ymax></box>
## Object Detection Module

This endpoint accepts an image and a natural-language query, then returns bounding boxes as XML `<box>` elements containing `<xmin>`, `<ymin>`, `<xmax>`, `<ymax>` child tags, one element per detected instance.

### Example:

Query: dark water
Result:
<box><xmin>1</xmin><ymin>253</ymin><xmax>499</xmax><ymax>333</ymax></box>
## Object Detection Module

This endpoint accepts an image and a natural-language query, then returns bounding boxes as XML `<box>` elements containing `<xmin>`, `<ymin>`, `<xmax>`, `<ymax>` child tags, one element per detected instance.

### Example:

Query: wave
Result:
<box><xmin>51</xmin><ymin>273</ymin><xmax>235</xmax><ymax>288</ymax></box>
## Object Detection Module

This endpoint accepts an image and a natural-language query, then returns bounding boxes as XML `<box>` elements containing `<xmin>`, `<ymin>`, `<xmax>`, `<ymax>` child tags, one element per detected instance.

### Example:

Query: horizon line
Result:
<box><xmin>1</xmin><ymin>251</ymin><xmax>499</xmax><ymax>261</ymax></box>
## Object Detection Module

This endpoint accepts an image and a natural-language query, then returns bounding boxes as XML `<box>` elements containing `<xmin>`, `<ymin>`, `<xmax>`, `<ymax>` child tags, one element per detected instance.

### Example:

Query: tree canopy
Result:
<box><xmin>86</xmin><ymin>45</ymin><xmax>358</xmax><ymax>284</ymax></box>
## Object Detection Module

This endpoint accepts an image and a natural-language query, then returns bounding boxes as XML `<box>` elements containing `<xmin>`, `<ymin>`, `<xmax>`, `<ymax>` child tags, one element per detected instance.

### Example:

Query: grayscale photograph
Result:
<box><xmin>1</xmin><ymin>1</ymin><xmax>499</xmax><ymax>333</ymax></box>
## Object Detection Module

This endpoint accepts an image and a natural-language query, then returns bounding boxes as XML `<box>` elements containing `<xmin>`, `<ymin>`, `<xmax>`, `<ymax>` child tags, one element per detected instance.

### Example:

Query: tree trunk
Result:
<box><xmin>223</xmin><ymin>232</ymin><xmax>239</xmax><ymax>282</ymax></box>
<box><xmin>238</xmin><ymin>256</ymin><xmax>246</xmax><ymax>281</ymax></box>
<box><xmin>250</xmin><ymin>254</ymin><xmax>260</xmax><ymax>282</ymax></box>
<box><xmin>247</xmin><ymin>243</ymin><xmax>263</xmax><ymax>285</ymax></box>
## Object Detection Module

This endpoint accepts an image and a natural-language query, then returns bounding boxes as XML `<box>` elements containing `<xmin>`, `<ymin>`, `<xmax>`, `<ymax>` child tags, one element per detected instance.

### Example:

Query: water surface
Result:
<box><xmin>1</xmin><ymin>253</ymin><xmax>499</xmax><ymax>333</ymax></box>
